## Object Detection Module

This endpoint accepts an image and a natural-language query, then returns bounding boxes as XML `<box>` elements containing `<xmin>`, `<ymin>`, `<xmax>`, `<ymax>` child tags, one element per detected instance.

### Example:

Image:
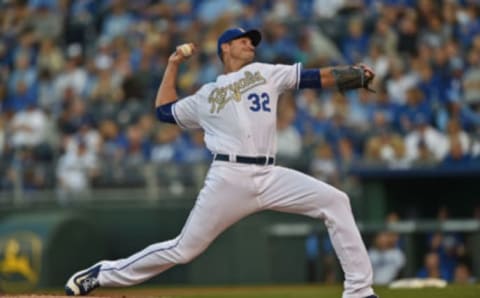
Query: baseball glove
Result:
<box><xmin>331</xmin><ymin>64</ymin><xmax>375</xmax><ymax>93</ymax></box>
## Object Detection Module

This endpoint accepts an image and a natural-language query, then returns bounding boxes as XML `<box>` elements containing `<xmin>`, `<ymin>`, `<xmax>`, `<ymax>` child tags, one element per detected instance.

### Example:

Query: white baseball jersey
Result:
<box><xmin>172</xmin><ymin>62</ymin><xmax>301</xmax><ymax>156</ymax></box>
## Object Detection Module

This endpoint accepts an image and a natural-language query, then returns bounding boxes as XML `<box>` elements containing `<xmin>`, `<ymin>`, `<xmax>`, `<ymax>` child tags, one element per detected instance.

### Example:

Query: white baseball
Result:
<box><xmin>178</xmin><ymin>44</ymin><xmax>193</xmax><ymax>57</ymax></box>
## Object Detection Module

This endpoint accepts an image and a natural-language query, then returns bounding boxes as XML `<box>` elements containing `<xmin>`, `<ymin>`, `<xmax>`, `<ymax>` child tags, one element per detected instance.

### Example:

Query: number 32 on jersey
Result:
<box><xmin>247</xmin><ymin>92</ymin><xmax>271</xmax><ymax>112</ymax></box>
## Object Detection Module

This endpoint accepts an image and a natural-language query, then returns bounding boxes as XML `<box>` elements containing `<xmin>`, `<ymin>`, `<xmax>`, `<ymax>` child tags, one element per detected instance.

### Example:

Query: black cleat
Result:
<box><xmin>65</xmin><ymin>264</ymin><xmax>101</xmax><ymax>296</ymax></box>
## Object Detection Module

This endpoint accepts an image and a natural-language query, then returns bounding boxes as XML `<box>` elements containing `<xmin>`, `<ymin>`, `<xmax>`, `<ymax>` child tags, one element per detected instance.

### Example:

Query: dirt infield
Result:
<box><xmin>2</xmin><ymin>296</ymin><xmax>106</xmax><ymax>298</ymax></box>
<box><xmin>1</xmin><ymin>296</ymin><xmax>119</xmax><ymax>298</ymax></box>
<box><xmin>0</xmin><ymin>294</ymin><xmax>135</xmax><ymax>298</ymax></box>
<box><xmin>1</xmin><ymin>284</ymin><xmax>479</xmax><ymax>298</ymax></box>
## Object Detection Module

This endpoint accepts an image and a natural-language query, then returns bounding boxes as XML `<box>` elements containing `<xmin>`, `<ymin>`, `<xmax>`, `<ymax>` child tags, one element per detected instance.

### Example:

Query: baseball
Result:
<box><xmin>177</xmin><ymin>43</ymin><xmax>193</xmax><ymax>57</ymax></box>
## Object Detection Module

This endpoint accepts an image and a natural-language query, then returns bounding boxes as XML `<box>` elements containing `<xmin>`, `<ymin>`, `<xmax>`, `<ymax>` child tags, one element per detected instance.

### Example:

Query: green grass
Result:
<box><xmin>85</xmin><ymin>284</ymin><xmax>480</xmax><ymax>298</ymax></box>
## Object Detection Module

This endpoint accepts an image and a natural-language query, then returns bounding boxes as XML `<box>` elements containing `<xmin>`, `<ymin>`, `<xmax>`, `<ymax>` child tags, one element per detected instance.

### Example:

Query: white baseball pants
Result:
<box><xmin>98</xmin><ymin>161</ymin><xmax>374</xmax><ymax>298</ymax></box>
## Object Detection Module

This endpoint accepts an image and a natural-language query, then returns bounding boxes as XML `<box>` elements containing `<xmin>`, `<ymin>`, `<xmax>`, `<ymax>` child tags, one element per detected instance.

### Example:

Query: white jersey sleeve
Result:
<box><xmin>172</xmin><ymin>93</ymin><xmax>202</xmax><ymax>129</ymax></box>
<box><xmin>262</xmin><ymin>62</ymin><xmax>301</xmax><ymax>93</ymax></box>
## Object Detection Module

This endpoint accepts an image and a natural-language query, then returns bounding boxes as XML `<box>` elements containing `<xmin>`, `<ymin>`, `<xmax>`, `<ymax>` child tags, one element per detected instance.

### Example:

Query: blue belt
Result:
<box><xmin>214</xmin><ymin>154</ymin><xmax>274</xmax><ymax>165</ymax></box>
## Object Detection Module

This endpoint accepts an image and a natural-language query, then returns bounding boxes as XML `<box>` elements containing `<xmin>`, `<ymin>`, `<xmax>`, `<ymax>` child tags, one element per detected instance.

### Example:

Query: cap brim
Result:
<box><xmin>240</xmin><ymin>29</ymin><xmax>262</xmax><ymax>46</ymax></box>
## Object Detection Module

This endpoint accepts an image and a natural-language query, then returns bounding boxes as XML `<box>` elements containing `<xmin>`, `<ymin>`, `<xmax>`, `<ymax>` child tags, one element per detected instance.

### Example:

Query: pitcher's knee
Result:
<box><xmin>334</xmin><ymin>190</ymin><xmax>351</xmax><ymax>209</ymax></box>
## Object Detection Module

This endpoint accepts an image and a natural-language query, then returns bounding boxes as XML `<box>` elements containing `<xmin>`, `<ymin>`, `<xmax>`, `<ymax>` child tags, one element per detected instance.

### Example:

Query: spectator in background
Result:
<box><xmin>305</xmin><ymin>231</ymin><xmax>320</xmax><ymax>283</ymax></box>
<box><xmin>88</xmin><ymin>54</ymin><xmax>124</xmax><ymax>103</ymax></box>
<box><xmin>2</xmin><ymin>147</ymin><xmax>47</xmax><ymax>194</ymax></box>
<box><xmin>6</xmin><ymin>51</ymin><xmax>37</xmax><ymax>111</ymax></box>
<box><xmin>404</xmin><ymin>114</ymin><xmax>448</xmax><ymax>163</ymax></box>
<box><xmin>1</xmin><ymin>1</ymin><xmax>31</xmax><ymax>42</ymax></box>
<box><xmin>64</xmin><ymin>120</ymin><xmax>102</xmax><ymax>157</ymax></box>
<box><xmin>346</xmin><ymin>89</ymin><xmax>375</xmax><ymax>136</ymax></box>
<box><xmin>313</xmin><ymin>0</ymin><xmax>348</xmax><ymax>19</ymax></box>
<box><xmin>441</xmin><ymin>135</ymin><xmax>472</xmax><ymax>167</ymax></box>
<box><xmin>260</xmin><ymin>18</ymin><xmax>300</xmax><ymax>63</ymax></box>
<box><xmin>396</xmin><ymin>87</ymin><xmax>433</xmax><ymax>134</ymax></box>
<box><xmin>363</xmin><ymin>43</ymin><xmax>389</xmax><ymax>83</ymax></box>
<box><xmin>419</xmin><ymin>13</ymin><xmax>448</xmax><ymax>49</ymax></box>
<box><xmin>310</xmin><ymin>141</ymin><xmax>339</xmax><ymax>186</ymax></box>
<box><xmin>397</xmin><ymin>8</ymin><xmax>419</xmax><ymax>56</ymax></box>
<box><xmin>422</xmin><ymin>206</ymin><xmax>468</xmax><ymax>282</ymax></box>
<box><xmin>320</xmin><ymin>235</ymin><xmax>339</xmax><ymax>284</ymax></box>
<box><xmin>441</xmin><ymin>0</ymin><xmax>461</xmax><ymax>41</ymax></box>
<box><xmin>37</xmin><ymin>68</ymin><xmax>58</xmax><ymax>114</ymax></box>
<box><xmin>295</xmin><ymin>89</ymin><xmax>321</xmax><ymax>137</ymax></box>
<box><xmin>342</xmin><ymin>17</ymin><xmax>370</xmax><ymax>64</ymax></box>
<box><xmin>457</xmin><ymin>3</ymin><xmax>480</xmax><ymax>51</ymax></box>
<box><xmin>56</xmin><ymin>140</ymin><xmax>99</xmax><ymax>205</ymax></box>
<box><xmin>436</xmin><ymin>97</ymin><xmax>480</xmax><ymax>134</ymax></box>
<box><xmin>445</xmin><ymin>119</ymin><xmax>472</xmax><ymax>154</ymax></box>
<box><xmin>431</xmin><ymin>45</ymin><xmax>455</xmax><ymax>106</ymax></box>
<box><xmin>58</xmin><ymin>96</ymin><xmax>92</xmax><ymax>135</ymax></box>
<box><xmin>412</xmin><ymin>139</ymin><xmax>438</xmax><ymax>167</ymax></box>
<box><xmin>277</xmin><ymin>94</ymin><xmax>302</xmax><ymax>163</ymax></box>
<box><xmin>123</xmin><ymin>123</ymin><xmax>151</xmax><ymax>169</ymax></box>
<box><xmin>151</xmin><ymin>125</ymin><xmax>182</xmax><ymax>165</ymax></box>
<box><xmin>10</xmin><ymin>26</ymin><xmax>37</xmax><ymax>69</ymax></box>
<box><xmin>416</xmin><ymin>252</ymin><xmax>450</xmax><ymax>281</ymax></box>
<box><xmin>370</xmin><ymin>16</ymin><xmax>398</xmax><ymax>57</ymax></box>
<box><xmin>63</xmin><ymin>0</ymin><xmax>98</xmax><ymax>46</ymax></box>
<box><xmin>28</xmin><ymin>1</ymin><xmax>62</xmax><ymax>41</ymax></box>
<box><xmin>53</xmin><ymin>43</ymin><xmax>87</xmax><ymax>100</ymax></box>
<box><xmin>101</xmin><ymin>0</ymin><xmax>135</xmax><ymax>42</ymax></box>
<box><xmin>178</xmin><ymin>130</ymin><xmax>211</xmax><ymax>165</ymax></box>
<box><xmin>178</xmin><ymin>130</ymin><xmax>211</xmax><ymax>190</ymax></box>
<box><xmin>368</xmin><ymin>231</ymin><xmax>406</xmax><ymax>285</ymax></box>
<box><xmin>364</xmin><ymin>127</ymin><xmax>408</xmax><ymax>168</ymax></box>
<box><xmin>98</xmin><ymin>119</ymin><xmax>127</xmax><ymax>166</ymax></box>
<box><xmin>37</xmin><ymin>38</ymin><xmax>64</xmax><ymax>76</ymax></box>
<box><xmin>386</xmin><ymin>57</ymin><xmax>419</xmax><ymax>105</ymax></box>
<box><xmin>8</xmin><ymin>104</ymin><xmax>49</xmax><ymax>152</ymax></box>
<box><xmin>336</xmin><ymin>137</ymin><xmax>357</xmax><ymax>172</ymax></box>
<box><xmin>453</xmin><ymin>263</ymin><xmax>476</xmax><ymax>284</ymax></box>
<box><xmin>415</xmin><ymin>53</ymin><xmax>438</xmax><ymax>101</ymax></box>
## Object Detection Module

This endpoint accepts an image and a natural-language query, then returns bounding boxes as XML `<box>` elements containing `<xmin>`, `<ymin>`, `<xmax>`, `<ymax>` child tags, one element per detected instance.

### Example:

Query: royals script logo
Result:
<box><xmin>208</xmin><ymin>71</ymin><xmax>266</xmax><ymax>113</ymax></box>
<box><xmin>0</xmin><ymin>232</ymin><xmax>42</xmax><ymax>293</ymax></box>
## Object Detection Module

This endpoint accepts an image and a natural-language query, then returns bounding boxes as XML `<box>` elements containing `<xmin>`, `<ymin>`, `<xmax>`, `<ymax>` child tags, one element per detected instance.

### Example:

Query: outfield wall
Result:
<box><xmin>0</xmin><ymin>203</ymin><xmax>479</xmax><ymax>293</ymax></box>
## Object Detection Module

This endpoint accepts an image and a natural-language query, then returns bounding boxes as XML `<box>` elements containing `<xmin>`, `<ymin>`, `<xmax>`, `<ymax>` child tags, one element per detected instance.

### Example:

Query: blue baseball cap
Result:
<box><xmin>217</xmin><ymin>28</ymin><xmax>262</xmax><ymax>60</ymax></box>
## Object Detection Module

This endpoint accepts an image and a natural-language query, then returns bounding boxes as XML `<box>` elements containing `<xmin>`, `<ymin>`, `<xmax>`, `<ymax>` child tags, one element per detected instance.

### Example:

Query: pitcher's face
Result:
<box><xmin>223</xmin><ymin>37</ymin><xmax>255</xmax><ymax>63</ymax></box>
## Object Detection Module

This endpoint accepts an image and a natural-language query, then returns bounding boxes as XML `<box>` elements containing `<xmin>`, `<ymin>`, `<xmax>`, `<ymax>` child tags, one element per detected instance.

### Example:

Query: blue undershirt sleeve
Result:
<box><xmin>299</xmin><ymin>69</ymin><xmax>322</xmax><ymax>89</ymax></box>
<box><xmin>155</xmin><ymin>102</ymin><xmax>177</xmax><ymax>124</ymax></box>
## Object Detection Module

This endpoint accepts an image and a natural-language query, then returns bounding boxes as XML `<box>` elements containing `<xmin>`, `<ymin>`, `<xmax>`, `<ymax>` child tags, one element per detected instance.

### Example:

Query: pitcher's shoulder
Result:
<box><xmin>195</xmin><ymin>82</ymin><xmax>217</xmax><ymax>96</ymax></box>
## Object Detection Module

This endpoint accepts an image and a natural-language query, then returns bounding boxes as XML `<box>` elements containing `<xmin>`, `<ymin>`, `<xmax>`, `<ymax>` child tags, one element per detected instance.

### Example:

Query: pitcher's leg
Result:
<box><xmin>260</xmin><ymin>167</ymin><xmax>374</xmax><ymax>298</ymax></box>
<box><xmin>96</xmin><ymin>164</ymin><xmax>260</xmax><ymax>287</ymax></box>
<box><xmin>98</xmin><ymin>212</ymin><xmax>200</xmax><ymax>286</ymax></box>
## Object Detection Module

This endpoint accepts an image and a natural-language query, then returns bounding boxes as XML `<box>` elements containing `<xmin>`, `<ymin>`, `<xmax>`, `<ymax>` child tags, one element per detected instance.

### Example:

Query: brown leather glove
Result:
<box><xmin>331</xmin><ymin>64</ymin><xmax>375</xmax><ymax>93</ymax></box>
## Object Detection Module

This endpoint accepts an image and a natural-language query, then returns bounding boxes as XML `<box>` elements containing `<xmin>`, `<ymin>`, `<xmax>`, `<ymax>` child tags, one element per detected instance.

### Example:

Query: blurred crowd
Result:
<box><xmin>368</xmin><ymin>208</ymin><xmax>477</xmax><ymax>285</ymax></box>
<box><xmin>1</xmin><ymin>0</ymin><xmax>480</xmax><ymax>197</ymax></box>
<box><xmin>306</xmin><ymin>207</ymin><xmax>478</xmax><ymax>285</ymax></box>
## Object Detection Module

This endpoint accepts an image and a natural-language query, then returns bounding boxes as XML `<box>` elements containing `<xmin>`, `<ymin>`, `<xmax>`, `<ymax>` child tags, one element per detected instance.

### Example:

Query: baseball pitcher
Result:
<box><xmin>66</xmin><ymin>28</ymin><xmax>378</xmax><ymax>298</ymax></box>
